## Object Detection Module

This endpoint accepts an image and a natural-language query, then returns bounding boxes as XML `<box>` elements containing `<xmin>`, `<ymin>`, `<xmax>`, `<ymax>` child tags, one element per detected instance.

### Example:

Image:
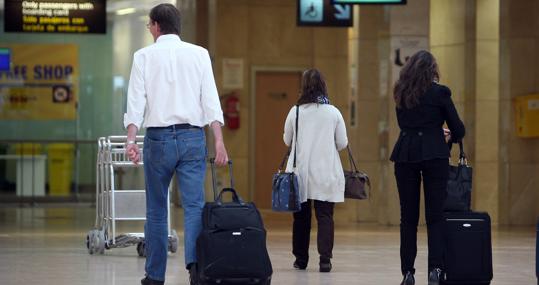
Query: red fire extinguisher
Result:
<box><xmin>224</xmin><ymin>92</ymin><xmax>240</xmax><ymax>130</ymax></box>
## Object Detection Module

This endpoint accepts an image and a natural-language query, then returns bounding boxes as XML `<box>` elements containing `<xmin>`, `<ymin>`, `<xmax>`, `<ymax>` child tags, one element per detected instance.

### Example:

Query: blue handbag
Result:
<box><xmin>272</xmin><ymin>105</ymin><xmax>301</xmax><ymax>212</ymax></box>
<box><xmin>272</xmin><ymin>160</ymin><xmax>300</xmax><ymax>212</ymax></box>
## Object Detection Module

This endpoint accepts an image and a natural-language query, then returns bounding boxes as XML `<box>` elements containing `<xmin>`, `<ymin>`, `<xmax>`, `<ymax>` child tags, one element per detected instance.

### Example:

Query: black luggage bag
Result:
<box><xmin>444</xmin><ymin>141</ymin><xmax>473</xmax><ymax>212</ymax></box>
<box><xmin>442</xmin><ymin>211</ymin><xmax>493</xmax><ymax>285</ymax></box>
<box><xmin>196</xmin><ymin>159</ymin><xmax>272</xmax><ymax>285</ymax></box>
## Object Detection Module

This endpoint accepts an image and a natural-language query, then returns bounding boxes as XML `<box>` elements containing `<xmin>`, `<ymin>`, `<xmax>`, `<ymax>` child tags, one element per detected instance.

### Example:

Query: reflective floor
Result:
<box><xmin>0</xmin><ymin>206</ymin><xmax>536</xmax><ymax>285</ymax></box>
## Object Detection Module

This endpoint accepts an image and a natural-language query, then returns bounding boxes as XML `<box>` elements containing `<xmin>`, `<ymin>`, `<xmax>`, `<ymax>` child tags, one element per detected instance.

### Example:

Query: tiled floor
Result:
<box><xmin>0</xmin><ymin>206</ymin><xmax>536</xmax><ymax>285</ymax></box>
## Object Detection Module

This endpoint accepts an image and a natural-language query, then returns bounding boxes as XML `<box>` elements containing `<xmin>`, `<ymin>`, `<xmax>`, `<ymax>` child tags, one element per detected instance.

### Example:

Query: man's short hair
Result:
<box><xmin>149</xmin><ymin>3</ymin><xmax>181</xmax><ymax>35</ymax></box>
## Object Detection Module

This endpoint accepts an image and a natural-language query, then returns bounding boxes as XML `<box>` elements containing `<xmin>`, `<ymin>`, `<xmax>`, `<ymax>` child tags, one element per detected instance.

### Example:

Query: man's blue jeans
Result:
<box><xmin>143</xmin><ymin>126</ymin><xmax>206</xmax><ymax>281</ymax></box>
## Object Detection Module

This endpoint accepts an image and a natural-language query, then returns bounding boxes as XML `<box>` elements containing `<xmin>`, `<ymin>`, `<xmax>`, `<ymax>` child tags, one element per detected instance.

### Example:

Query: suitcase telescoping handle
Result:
<box><xmin>209</xmin><ymin>158</ymin><xmax>235</xmax><ymax>201</ymax></box>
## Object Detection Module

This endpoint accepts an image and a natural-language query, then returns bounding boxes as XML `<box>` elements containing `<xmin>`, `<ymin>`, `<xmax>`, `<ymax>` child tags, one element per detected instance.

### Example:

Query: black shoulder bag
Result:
<box><xmin>444</xmin><ymin>141</ymin><xmax>473</xmax><ymax>212</ymax></box>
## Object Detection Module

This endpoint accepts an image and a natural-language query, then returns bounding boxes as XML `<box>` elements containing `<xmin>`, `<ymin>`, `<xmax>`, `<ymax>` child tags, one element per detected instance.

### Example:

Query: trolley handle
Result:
<box><xmin>107</xmin><ymin>135</ymin><xmax>145</xmax><ymax>143</ymax></box>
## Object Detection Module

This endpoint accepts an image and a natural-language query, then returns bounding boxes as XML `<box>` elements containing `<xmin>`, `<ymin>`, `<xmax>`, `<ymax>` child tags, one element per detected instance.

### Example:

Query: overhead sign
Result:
<box><xmin>332</xmin><ymin>0</ymin><xmax>406</xmax><ymax>4</ymax></box>
<box><xmin>4</xmin><ymin>0</ymin><xmax>106</xmax><ymax>34</ymax></box>
<box><xmin>297</xmin><ymin>0</ymin><xmax>353</xmax><ymax>27</ymax></box>
<box><xmin>0</xmin><ymin>44</ymin><xmax>79</xmax><ymax>120</ymax></box>
<box><xmin>0</xmin><ymin>49</ymin><xmax>10</xmax><ymax>71</ymax></box>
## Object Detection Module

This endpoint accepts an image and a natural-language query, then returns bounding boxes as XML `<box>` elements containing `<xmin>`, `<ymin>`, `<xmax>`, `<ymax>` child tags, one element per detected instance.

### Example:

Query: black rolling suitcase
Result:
<box><xmin>196</xmin><ymin>159</ymin><xmax>272</xmax><ymax>285</ymax></box>
<box><xmin>442</xmin><ymin>211</ymin><xmax>493</xmax><ymax>285</ymax></box>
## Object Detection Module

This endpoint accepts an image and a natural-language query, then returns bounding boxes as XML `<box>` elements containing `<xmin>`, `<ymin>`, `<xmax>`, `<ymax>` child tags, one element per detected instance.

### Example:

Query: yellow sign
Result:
<box><xmin>0</xmin><ymin>44</ymin><xmax>78</xmax><ymax>120</ymax></box>
<box><xmin>514</xmin><ymin>94</ymin><xmax>539</xmax><ymax>138</ymax></box>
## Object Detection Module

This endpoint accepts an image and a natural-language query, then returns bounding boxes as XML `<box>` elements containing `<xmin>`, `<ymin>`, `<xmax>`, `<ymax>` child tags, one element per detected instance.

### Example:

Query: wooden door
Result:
<box><xmin>254</xmin><ymin>71</ymin><xmax>302</xmax><ymax>209</ymax></box>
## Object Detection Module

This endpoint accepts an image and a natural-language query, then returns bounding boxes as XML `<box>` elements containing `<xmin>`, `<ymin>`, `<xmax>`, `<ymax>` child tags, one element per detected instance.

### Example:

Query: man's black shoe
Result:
<box><xmin>141</xmin><ymin>276</ymin><xmax>164</xmax><ymax>285</ymax></box>
<box><xmin>400</xmin><ymin>271</ymin><xmax>415</xmax><ymax>285</ymax></box>
<box><xmin>428</xmin><ymin>268</ymin><xmax>442</xmax><ymax>285</ymax></box>
<box><xmin>188</xmin><ymin>263</ymin><xmax>198</xmax><ymax>285</ymax></box>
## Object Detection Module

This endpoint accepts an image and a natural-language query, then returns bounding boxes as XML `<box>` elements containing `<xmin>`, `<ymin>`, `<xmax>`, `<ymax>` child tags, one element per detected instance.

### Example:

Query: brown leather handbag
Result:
<box><xmin>344</xmin><ymin>146</ymin><xmax>371</xmax><ymax>200</ymax></box>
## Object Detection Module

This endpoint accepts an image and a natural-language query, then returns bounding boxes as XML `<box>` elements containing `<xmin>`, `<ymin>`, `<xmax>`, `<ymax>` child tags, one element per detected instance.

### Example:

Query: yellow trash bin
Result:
<box><xmin>47</xmin><ymin>143</ymin><xmax>74</xmax><ymax>196</ymax></box>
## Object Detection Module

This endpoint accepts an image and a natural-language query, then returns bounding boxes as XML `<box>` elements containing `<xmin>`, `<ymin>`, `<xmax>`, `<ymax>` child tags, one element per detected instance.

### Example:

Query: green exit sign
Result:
<box><xmin>332</xmin><ymin>0</ymin><xmax>406</xmax><ymax>4</ymax></box>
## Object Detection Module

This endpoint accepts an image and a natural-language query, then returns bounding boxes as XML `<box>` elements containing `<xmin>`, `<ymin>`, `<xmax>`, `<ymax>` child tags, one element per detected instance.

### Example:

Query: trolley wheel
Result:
<box><xmin>86</xmin><ymin>232</ymin><xmax>92</xmax><ymax>254</ymax></box>
<box><xmin>137</xmin><ymin>241</ymin><xmax>147</xmax><ymax>257</ymax></box>
<box><xmin>169</xmin><ymin>230</ymin><xmax>179</xmax><ymax>253</ymax></box>
<box><xmin>86</xmin><ymin>229</ymin><xmax>99</xmax><ymax>255</ymax></box>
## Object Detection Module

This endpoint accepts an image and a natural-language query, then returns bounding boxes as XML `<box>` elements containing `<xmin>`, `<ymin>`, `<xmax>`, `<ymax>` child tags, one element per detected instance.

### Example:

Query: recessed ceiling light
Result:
<box><xmin>116</xmin><ymin>8</ymin><xmax>136</xmax><ymax>16</ymax></box>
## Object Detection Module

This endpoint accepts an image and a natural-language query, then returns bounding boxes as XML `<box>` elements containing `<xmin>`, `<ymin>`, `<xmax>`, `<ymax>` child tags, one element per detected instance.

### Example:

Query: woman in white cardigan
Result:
<box><xmin>283</xmin><ymin>69</ymin><xmax>348</xmax><ymax>273</ymax></box>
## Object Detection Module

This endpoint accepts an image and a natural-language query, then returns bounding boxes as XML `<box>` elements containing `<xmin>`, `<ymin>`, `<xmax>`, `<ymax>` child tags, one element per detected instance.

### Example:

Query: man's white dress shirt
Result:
<box><xmin>124</xmin><ymin>34</ymin><xmax>224</xmax><ymax>129</ymax></box>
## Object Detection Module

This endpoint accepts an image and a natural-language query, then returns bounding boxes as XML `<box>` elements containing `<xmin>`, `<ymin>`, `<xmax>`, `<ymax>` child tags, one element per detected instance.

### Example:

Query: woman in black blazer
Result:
<box><xmin>390</xmin><ymin>50</ymin><xmax>465</xmax><ymax>285</ymax></box>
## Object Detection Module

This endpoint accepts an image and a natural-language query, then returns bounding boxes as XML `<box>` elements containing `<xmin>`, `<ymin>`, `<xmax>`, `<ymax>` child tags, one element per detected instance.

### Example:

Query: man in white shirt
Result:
<box><xmin>123</xmin><ymin>4</ymin><xmax>228</xmax><ymax>285</ymax></box>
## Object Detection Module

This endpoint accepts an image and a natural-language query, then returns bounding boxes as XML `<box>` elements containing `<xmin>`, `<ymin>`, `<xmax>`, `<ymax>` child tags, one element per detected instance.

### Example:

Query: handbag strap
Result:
<box><xmin>448</xmin><ymin>140</ymin><xmax>467</xmax><ymax>165</ymax></box>
<box><xmin>458</xmin><ymin>141</ymin><xmax>465</xmax><ymax>159</ymax></box>
<box><xmin>347</xmin><ymin>145</ymin><xmax>358</xmax><ymax>172</ymax></box>
<box><xmin>293</xmin><ymin>105</ymin><xmax>299</xmax><ymax>168</ymax></box>
<box><xmin>347</xmin><ymin>146</ymin><xmax>372</xmax><ymax>190</ymax></box>
<box><xmin>278</xmin><ymin>105</ymin><xmax>299</xmax><ymax>172</ymax></box>
<box><xmin>457</xmin><ymin>141</ymin><xmax>468</xmax><ymax>165</ymax></box>
<box><xmin>277</xmin><ymin>149</ymin><xmax>290</xmax><ymax>172</ymax></box>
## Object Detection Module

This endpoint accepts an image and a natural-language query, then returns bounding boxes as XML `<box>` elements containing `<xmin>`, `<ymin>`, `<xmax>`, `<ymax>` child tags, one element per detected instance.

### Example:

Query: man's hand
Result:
<box><xmin>211</xmin><ymin>121</ymin><xmax>229</xmax><ymax>166</ymax></box>
<box><xmin>214</xmin><ymin>139</ymin><xmax>229</xmax><ymax>166</ymax></box>
<box><xmin>126</xmin><ymin>143</ymin><xmax>141</xmax><ymax>164</ymax></box>
<box><xmin>126</xmin><ymin>124</ymin><xmax>140</xmax><ymax>164</ymax></box>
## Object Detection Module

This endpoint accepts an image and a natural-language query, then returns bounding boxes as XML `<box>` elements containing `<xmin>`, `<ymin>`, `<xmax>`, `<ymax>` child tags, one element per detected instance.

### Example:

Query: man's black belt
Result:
<box><xmin>148</xmin><ymin>124</ymin><xmax>201</xmax><ymax>130</ymax></box>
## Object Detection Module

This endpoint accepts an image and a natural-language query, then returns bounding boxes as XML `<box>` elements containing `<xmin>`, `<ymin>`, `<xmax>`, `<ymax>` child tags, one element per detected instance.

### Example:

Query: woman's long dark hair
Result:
<box><xmin>297</xmin><ymin>69</ymin><xmax>328</xmax><ymax>105</ymax></box>
<box><xmin>393</xmin><ymin>50</ymin><xmax>439</xmax><ymax>109</ymax></box>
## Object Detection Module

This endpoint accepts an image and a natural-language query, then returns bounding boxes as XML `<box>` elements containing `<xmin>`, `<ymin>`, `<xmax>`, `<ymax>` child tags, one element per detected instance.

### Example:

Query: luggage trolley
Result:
<box><xmin>86</xmin><ymin>135</ymin><xmax>179</xmax><ymax>256</ymax></box>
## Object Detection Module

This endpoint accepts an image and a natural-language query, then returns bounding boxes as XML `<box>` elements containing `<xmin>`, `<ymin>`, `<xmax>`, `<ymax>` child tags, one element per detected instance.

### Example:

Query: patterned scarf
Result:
<box><xmin>317</xmin><ymin>95</ymin><xmax>330</xmax><ymax>104</ymax></box>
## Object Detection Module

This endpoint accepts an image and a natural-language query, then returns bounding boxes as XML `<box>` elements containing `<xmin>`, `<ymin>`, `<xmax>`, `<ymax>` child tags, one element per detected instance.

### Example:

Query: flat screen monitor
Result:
<box><xmin>4</xmin><ymin>0</ymin><xmax>106</xmax><ymax>34</ymax></box>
